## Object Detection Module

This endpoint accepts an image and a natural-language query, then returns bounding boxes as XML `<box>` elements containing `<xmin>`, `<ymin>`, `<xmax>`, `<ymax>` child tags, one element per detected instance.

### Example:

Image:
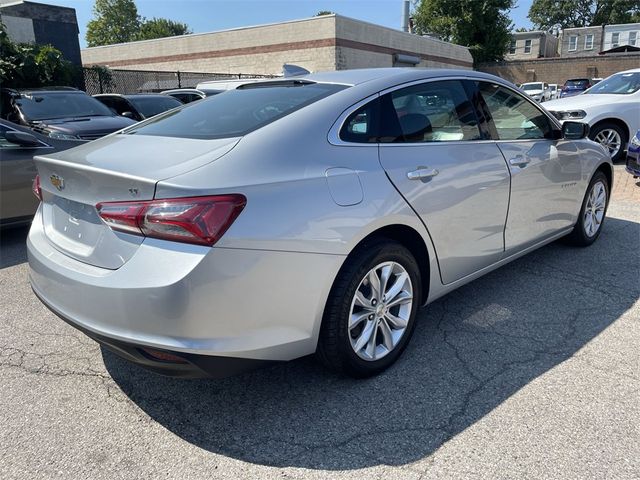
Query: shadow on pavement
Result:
<box><xmin>0</xmin><ymin>226</ymin><xmax>29</xmax><ymax>269</ymax></box>
<box><xmin>94</xmin><ymin>216</ymin><xmax>640</xmax><ymax>469</ymax></box>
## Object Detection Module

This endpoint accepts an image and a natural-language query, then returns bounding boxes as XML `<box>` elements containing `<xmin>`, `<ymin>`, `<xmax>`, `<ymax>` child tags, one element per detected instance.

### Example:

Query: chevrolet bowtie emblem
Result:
<box><xmin>50</xmin><ymin>174</ymin><xmax>65</xmax><ymax>191</ymax></box>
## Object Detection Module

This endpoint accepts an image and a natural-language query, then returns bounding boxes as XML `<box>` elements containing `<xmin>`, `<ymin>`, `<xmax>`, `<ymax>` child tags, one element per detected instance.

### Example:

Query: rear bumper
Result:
<box><xmin>28</xmin><ymin>207</ymin><xmax>344</xmax><ymax>374</ymax></box>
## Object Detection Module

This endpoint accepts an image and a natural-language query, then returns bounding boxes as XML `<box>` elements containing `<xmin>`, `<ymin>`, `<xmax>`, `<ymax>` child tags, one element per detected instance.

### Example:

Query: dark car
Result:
<box><xmin>626</xmin><ymin>130</ymin><xmax>640</xmax><ymax>178</ymax></box>
<box><xmin>93</xmin><ymin>93</ymin><xmax>183</xmax><ymax>121</ymax></box>
<box><xmin>0</xmin><ymin>87</ymin><xmax>136</xmax><ymax>141</ymax></box>
<box><xmin>559</xmin><ymin>78</ymin><xmax>592</xmax><ymax>98</ymax></box>
<box><xmin>0</xmin><ymin>119</ymin><xmax>86</xmax><ymax>227</ymax></box>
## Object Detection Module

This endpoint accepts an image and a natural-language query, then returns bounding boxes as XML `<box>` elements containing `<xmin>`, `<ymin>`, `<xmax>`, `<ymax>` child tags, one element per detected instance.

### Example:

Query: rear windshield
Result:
<box><xmin>126</xmin><ymin>82</ymin><xmax>347</xmax><ymax>139</ymax></box>
<box><xmin>127</xmin><ymin>96</ymin><xmax>183</xmax><ymax>118</ymax></box>
<box><xmin>15</xmin><ymin>92</ymin><xmax>114</xmax><ymax>121</ymax></box>
<box><xmin>522</xmin><ymin>83</ymin><xmax>543</xmax><ymax>91</ymax></box>
<box><xmin>585</xmin><ymin>72</ymin><xmax>640</xmax><ymax>95</ymax></box>
<box><xmin>565</xmin><ymin>79</ymin><xmax>590</xmax><ymax>87</ymax></box>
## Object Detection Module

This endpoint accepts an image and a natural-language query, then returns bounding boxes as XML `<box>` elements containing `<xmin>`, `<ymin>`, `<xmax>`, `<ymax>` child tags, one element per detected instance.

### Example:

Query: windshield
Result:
<box><xmin>585</xmin><ymin>72</ymin><xmax>640</xmax><ymax>95</ymax></box>
<box><xmin>16</xmin><ymin>92</ymin><xmax>114</xmax><ymax>121</ymax></box>
<box><xmin>565</xmin><ymin>79</ymin><xmax>590</xmax><ymax>88</ymax></box>
<box><xmin>126</xmin><ymin>82</ymin><xmax>347</xmax><ymax>139</ymax></box>
<box><xmin>522</xmin><ymin>83</ymin><xmax>543</xmax><ymax>91</ymax></box>
<box><xmin>127</xmin><ymin>96</ymin><xmax>183</xmax><ymax>118</ymax></box>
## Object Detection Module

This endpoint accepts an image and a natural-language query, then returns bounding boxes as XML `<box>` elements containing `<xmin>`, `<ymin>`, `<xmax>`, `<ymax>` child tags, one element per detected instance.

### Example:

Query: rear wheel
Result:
<box><xmin>564</xmin><ymin>171</ymin><xmax>609</xmax><ymax>246</ymax></box>
<box><xmin>317</xmin><ymin>240</ymin><xmax>421</xmax><ymax>377</ymax></box>
<box><xmin>590</xmin><ymin>122</ymin><xmax>627</xmax><ymax>162</ymax></box>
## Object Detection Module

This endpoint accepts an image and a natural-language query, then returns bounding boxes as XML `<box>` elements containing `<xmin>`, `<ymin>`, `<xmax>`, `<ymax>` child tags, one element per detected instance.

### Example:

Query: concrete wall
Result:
<box><xmin>81</xmin><ymin>14</ymin><xmax>473</xmax><ymax>74</ymax></box>
<box><xmin>478</xmin><ymin>54</ymin><xmax>640</xmax><ymax>85</ymax></box>
<box><xmin>560</xmin><ymin>26</ymin><xmax>603</xmax><ymax>57</ymax></box>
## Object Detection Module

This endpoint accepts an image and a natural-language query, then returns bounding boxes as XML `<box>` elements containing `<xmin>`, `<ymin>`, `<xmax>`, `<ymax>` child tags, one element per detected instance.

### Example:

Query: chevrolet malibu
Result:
<box><xmin>28</xmin><ymin>69</ymin><xmax>613</xmax><ymax>378</ymax></box>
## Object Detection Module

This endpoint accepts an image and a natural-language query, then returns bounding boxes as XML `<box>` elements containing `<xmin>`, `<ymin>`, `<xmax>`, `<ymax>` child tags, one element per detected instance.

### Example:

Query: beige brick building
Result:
<box><xmin>81</xmin><ymin>14</ymin><xmax>473</xmax><ymax>74</ymax></box>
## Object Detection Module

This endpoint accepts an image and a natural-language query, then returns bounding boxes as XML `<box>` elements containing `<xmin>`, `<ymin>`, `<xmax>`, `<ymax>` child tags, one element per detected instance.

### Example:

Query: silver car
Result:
<box><xmin>28</xmin><ymin>69</ymin><xmax>613</xmax><ymax>378</ymax></box>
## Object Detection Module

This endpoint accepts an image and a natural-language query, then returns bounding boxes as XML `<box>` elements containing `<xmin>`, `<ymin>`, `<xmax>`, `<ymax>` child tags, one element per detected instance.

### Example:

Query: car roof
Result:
<box><xmin>14</xmin><ymin>87</ymin><xmax>81</xmax><ymax>94</ymax></box>
<box><xmin>94</xmin><ymin>93</ymin><xmax>173</xmax><ymax>98</ymax></box>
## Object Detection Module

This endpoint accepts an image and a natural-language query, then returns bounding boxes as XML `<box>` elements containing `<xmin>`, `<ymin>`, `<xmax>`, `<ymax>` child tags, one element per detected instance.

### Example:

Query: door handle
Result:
<box><xmin>407</xmin><ymin>167</ymin><xmax>439</xmax><ymax>181</ymax></box>
<box><xmin>509</xmin><ymin>155</ymin><xmax>530</xmax><ymax>168</ymax></box>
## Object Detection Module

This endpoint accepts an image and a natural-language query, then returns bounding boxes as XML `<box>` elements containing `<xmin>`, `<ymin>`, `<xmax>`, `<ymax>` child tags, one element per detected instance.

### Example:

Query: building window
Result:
<box><xmin>524</xmin><ymin>39</ymin><xmax>532</xmax><ymax>54</ymax></box>
<box><xmin>509</xmin><ymin>39</ymin><xmax>516</xmax><ymax>55</ymax></box>
<box><xmin>630</xmin><ymin>31</ymin><xmax>637</xmax><ymax>46</ymax></box>
<box><xmin>568</xmin><ymin>35</ymin><xmax>578</xmax><ymax>51</ymax></box>
<box><xmin>584</xmin><ymin>34</ymin><xmax>594</xmax><ymax>50</ymax></box>
<box><xmin>611</xmin><ymin>32</ymin><xmax>620</xmax><ymax>47</ymax></box>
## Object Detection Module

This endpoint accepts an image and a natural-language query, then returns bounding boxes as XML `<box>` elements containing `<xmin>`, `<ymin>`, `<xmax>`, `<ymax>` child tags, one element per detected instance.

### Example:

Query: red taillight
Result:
<box><xmin>96</xmin><ymin>195</ymin><xmax>246</xmax><ymax>246</ymax></box>
<box><xmin>32</xmin><ymin>175</ymin><xmax>42</xmax><ymax>201</ymax></box>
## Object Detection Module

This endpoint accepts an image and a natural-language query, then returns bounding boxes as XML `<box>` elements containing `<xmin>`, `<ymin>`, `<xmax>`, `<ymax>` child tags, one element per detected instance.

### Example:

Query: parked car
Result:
<box><xmin>545</xmin><ymin>68</ymin><xmax>640</xmax><ymax>161</ymax></box>
<box><xmin>0</xmin><ymin>87</ymin><xmax>136</xmax><ymax>140</ymax></box>
<box><xmin>0</xmin><ymin>119</ymin><xmax>85</xmax><ymax>228</ymax></box>
<box><xmin>549</xmin><ymin>83</ymin><xmax>559</xmax><ymax>99</ymax></box>
<box><xmin>28</xmin><ymin>68</ymin><xmax>612</xmax><ymax>379</ymax></box>
<box><xmin>626</xmin><ymin>130</ymin><xmax>640</xmax><ymax>178</ymax></box>
<box><xmin>94</xmin><ymin>93</ymin><xmax>183</xmax><ymax>121</ymax></box>
<box><xmin>520</xmin><ymin>82</ymin><xmax>551</xmax><ymax>102</ymax></box>
<box><xmin>161</xmin><ymin>88</ymin><xmax>210</xmax><ymax>104</ymax></box>
<box><xmin>195</xmin><ymin>78</ymin><xmax>267</xmax><ymax>95</ymax></box>
<box><xmin>559</xmin><ymin>78</ymin><xmax>592</xmax><ymax>98</ymax></box>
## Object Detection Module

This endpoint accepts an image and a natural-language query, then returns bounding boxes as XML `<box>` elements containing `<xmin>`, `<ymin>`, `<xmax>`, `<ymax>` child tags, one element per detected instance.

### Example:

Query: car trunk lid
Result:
<box><xmin>34</xmin><ymin>133</ymin><xmax>240</xmax><ymax>269</ymax></box>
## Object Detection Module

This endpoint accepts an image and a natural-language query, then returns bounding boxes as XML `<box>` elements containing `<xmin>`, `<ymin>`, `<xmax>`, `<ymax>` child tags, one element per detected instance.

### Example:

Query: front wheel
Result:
<box><xmin>317</xmin><ymin>240</ymin><xmax>421</xmax><ymax>377</ymax></box>
<box><xmin>564</xmin><ymin>171</ymin><xmax>609</xmax><ymax>246</ymax></box>
<box><xmin>590</xmin><ymin>122</ymin><xmax>627</xmax><ymax>162</ymax></box>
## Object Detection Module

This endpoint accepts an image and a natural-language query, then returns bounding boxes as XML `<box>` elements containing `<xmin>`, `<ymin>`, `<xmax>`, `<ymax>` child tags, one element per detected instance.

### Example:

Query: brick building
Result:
<box><xmin>560</xmin><ymin>26</ymin><xmax>603</xmax><ymax>57</ymax></box>
<box><xmin>81</xmin><ymin>14</ymin><xmax>473</xmax><ymax>74</ymax></box>
<box><xmin>506</xmin><ymin>31</ymin><xmax>559</xmax><ymax>60</ymax></box>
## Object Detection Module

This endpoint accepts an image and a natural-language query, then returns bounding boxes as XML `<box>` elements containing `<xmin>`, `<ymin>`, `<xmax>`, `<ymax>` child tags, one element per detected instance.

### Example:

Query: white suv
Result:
<box><xmin>545</xmin><ymin>68</ymin><xmax>640</xmax><ymax>161</ymax></box>
<box><xmin>521</xmin><ymin>82</ymin><xmax>551</xmax><ymax>102</ymax></box>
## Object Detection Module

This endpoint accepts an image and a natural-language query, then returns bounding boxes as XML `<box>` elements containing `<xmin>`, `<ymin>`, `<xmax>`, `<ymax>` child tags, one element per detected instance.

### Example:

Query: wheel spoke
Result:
<box><xmin>368</xmin><ymin>269</ymin><xmax>382</xmax><ymax>301</ymax></box>
<box><xmin>354</xmin><ymin>290</ymin><xmax>372</xmax><ymax>309</ymax></box>
<box><xmin>364</xmin><ymin>323</ymin><xmax>379</xmax><ymax>358</ymax></box>
<box><xmin>379</xmin><ymin>319</ymin><xmax>394</xmax><ymax>351</ymax></box>
<box><xmin>385</xmin><ymin>311</ymin><xmax>408</xmax><ymax>329</ymax></box>
<box><xmin>385</xmin><ymin>272</ymin><xmax>408</xmax><ymax>302</ymax></box>
<box><xmin>386</xmin><ymin>291</ymin><xmax>413</xmax><ymax>308</ymax></box>
<box><xmin>379</xmin><ymin>265</ymin><xmax>392</xmax><ymax>300</ymax></box>
<box><xmin>349</xmin><ymin>310</ymin><xmax>370</xmax><ymax>329</ymax></box>
<box><xmin>353</xmin><ymin>319</ymin><xmax>376</xmax><ymax>353</ymax></box>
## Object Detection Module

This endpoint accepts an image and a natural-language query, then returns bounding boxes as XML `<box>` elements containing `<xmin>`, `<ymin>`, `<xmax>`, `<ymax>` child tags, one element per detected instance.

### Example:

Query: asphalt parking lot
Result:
<box><xmin>1</xmin><ymin>165</ymin><xmax>638</xmax><ymax>480</ymax></box>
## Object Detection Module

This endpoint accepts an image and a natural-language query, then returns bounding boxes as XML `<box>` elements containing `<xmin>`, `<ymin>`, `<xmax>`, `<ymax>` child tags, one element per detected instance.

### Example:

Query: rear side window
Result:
<box><xmin>127</xmin><ymin>82</ymin><xmax>347</xmax><ymax>139</ymax></box>
<box><xmin>380</xmin><ymin>80</ymin><xmax>481</xmax><ymax>143</ymax></box>
<box><xmin>128</xmin><ymin>96</ymin><xmax>182</xmax><ymax>118</ymax></box>
<box><xmin>340</xmin><ymin>98</ymin><xmax>380</xmax><ymax>143</ymax></box>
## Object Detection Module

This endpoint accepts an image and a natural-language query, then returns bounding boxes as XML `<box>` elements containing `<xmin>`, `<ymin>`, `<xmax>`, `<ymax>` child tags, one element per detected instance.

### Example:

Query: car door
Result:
<box><xmin>473</xmin><ymin>81</ymin><xmax>582</xmax><ymax>252</ymax></box>
<box><xmin>377</xmin><ymin>79</ymin><xmax>511</xmax><ymax>285</ymax></box>
<box><xmin>0</xmin><ymin>124</ymin><xmax>50</xmax><ymax>224</ymax></box>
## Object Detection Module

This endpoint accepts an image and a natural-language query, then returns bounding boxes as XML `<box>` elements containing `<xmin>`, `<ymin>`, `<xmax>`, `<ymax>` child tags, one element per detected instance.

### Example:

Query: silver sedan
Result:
<box><xmin>27</xmin><ymin>69</ymin><xmax>613</xmax><ymax>378</ymax></box>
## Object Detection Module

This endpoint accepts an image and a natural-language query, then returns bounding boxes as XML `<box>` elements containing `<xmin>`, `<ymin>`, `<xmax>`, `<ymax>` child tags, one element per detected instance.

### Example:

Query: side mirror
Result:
<box><xmin>5</xmin><ymin>130</ymin><xmax>42</xmax><ymax>147</ymax></box>
<box><xmin>121</xmin><ymin>111</ymin><xmax>135</xmax><ymax>119</ymax></box>
<box><xmin>562</xmin><ymin>121</ymin><xmax>590</xmax><ymax>140</ymax></box>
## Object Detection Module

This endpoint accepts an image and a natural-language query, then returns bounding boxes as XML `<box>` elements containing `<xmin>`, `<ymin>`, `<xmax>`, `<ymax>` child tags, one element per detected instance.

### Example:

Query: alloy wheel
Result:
<box><xmin>348</xmin><ymin>261</ymin><xmax>413</xmax><ymax>361</ymax></box>
<box><xmin>583</xmin><ymin>180</ymin><xmax>606</xmax><ymax>238</ymax></box>
<box><xmin>594</xmin><ymin>129</ymin><xmax>622</xmax><ymax>158</ymax></box>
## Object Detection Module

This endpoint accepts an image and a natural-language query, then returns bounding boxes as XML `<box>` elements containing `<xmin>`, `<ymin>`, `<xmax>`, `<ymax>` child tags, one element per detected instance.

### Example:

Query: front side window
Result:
<box><xmin>524</xmin><ymin>39</ymin><xmax>532</xmax><ymax>54</ymax></box>
<box><xmin>630</xmin><ymin>31</ymin><xmax>637</xmax><ymax>46</ymax></box>
<box><xmin>378</xmin><ymin>80</ymin><xmax>481</xmax><ymax>143</ymax></box>
<box><xmin>585</xmin><ymin>34</ymin><xmax>594</xmax><ymax>50</ymax></box>
<box><xmin>569</xmin><ymin>36</ymin><xmax>578</xmax><ymax>51</ymax></box>
<box><xmin>127</xmin><ymin>82</ymin><xmax>347</xmax><ymax>140</ymax></box>
<box><xmin>611</xmin><ymin>32</ymin><xmax>620</xmax><ymax>47</ymax></box>
<box><xmin>477</xmin><ymin>82</ymin><xmax>552</xmax><ymax>140</ymax></box>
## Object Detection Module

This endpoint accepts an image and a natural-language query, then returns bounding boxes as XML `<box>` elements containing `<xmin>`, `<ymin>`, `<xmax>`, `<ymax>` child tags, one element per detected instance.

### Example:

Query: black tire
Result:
<box><xmin>589</xmin><ymin>122</ymin><xmax>628</xmax><ymax>163</ymax></box>
<box><xmin>316</xmin><ymin>239</ymin><xmax>422</xmax><ymax>378</ymax></box>
<box><xmin>564</xmin><ymin>171</ymin><xmax>609</xmax><ymax>247</ymax></box>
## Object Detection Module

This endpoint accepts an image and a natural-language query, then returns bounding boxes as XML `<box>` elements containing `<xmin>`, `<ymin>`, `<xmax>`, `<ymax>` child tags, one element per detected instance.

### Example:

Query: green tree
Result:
<box><xmin>86</xmin><ymin>0</ymin><xmax>141</xmax><ymax>47</ymax></box>
<box><xmin>1</xmin><ymin>23</ymin><xmax>75</xmax><ymax>88</ymax></box>
<box><xmin>413</xmin><ymin>0</ymin><xmax>515</xmax><ymax>64</ymax></box>
<box><xmin>528</xmin><ymin>0</ymin><xmax>640</xmax><ymax>29</ymax></box>
<box><xmin>315</xmin><ymin>10</ymin><xmax>335</xmax><ymax>16</ymax></box>
<box><xmin>137</xmin><ymin>17</ymin><xmax>191</xmax><ymax>41</ymax></box>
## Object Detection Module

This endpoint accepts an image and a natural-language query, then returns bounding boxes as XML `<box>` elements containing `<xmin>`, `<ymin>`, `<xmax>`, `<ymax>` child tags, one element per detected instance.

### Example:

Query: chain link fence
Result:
<box><xmin>82</xmin><ymin>67</ymin><xmax>278</xmax><ymax>95</ymax></box>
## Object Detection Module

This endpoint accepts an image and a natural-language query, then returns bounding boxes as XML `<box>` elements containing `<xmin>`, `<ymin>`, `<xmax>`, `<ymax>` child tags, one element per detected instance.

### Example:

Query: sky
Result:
<box><xmin>42</xmin><ymin>0</ymin><xmax>535</xmax><ymax>48</ymax></box>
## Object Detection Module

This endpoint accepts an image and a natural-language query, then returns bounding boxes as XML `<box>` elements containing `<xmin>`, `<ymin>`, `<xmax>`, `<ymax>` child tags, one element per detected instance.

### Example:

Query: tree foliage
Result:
<box><xmin>529</xmin><ymin>0</ymin><xmax>640</xmax><ymax>29</ymax></box>
<box><xmin>86</xmin><ymin>0</ymin><xmax>141</xmax><ymax>47</ymax></box>
<box><xmin>1</xmin><ymin>23</ymin><xmax>75</xmax><ymax>88</ymax></box>
<box><xmin>137</xmin><ymin>17</ymin><xmax>191</xmax><ymax>41</ymax></box>
<box><xmin>315</xmin><ymin>10</ymin><xmax>335</xmax><ymax>16</ymax></box>
<box><xmin>86</xmin><ymin>0</ymin><xmax>192</xmax><ymax>47</ymax></box>
<box><xmin>413</xmin><ymin>0</ymin><xmax>515</xmax><ymax>64</ymax></box>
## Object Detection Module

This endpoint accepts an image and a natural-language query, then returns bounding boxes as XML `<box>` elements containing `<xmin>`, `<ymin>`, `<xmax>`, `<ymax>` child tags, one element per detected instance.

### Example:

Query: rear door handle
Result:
<box><xmin>509</xmin><ymin>155</ymin><xmax>530</xmax><ymax>168</ymax></box>
<box><xmin>407</xmin><ymin>167</ymin><xmax>439</xmax><ymax>180</ymax></box>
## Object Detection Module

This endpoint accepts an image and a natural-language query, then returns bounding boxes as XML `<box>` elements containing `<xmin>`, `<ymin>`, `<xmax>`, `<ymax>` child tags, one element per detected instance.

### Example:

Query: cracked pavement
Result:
<box><xmin>1</xmin><ymin>165</ymin><xmax>638</xmax><ymax>479</ymax></box>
